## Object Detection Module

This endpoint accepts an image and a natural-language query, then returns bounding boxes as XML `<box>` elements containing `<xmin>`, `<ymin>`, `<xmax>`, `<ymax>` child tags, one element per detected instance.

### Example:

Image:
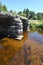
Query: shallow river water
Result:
<box><xmin>0</xmin><ymin>30</ymin><xmax>43</xmax><ymax>65</ymax></box>
<box><xmin>28</xmin><ymin>30</ymin><xmax>43</xmax><ymax>44</ymax></box>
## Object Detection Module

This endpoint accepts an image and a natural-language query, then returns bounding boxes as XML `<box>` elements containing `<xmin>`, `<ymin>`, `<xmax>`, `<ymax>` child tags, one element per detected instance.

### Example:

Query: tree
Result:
<box><xmin>18</xmin><ymin>11</ymin><xmax>26</xmax><ymax>17</ymax></box>
<box><xmin>29</xmin><ymin>11</ymin><xmax>35</xmax><ymax>19</ymax></box>
<box><xmin>40</xmin><ymin>13</ymin><xmax>43</xmax><ymax>20</ymax></box>
<box><xmin>37</xmin><ymin>13</ymin><xmax>42</xmax><ymax>20</ymax></box>
<box><xmin>3</xmin><ymin>5</ymin><xmax>7</xmax><ymax>11</ymax></box>
<box><xmin>23</xmin><ymin>9</ymin><xmax>26</xmax><ymax>14</ymax></box>
<box><xmin>23</xmin><ymin>9</ymin><xmax>26</xmax><ymax>17</ymax></box>
<box><xmin>25</xmin><ymin>8</ymin><xmax>29</xmax><ymax>18</ymax></box>
<box><xmin>9</xmin><ymin>10</ymin><xmax>13</xmax><ymax>13</ymax></box>
<box><xmin>18</xmin><ymin>11</ymin><xmax>22</xmax><ymax>15</ymax></box>
<box><xmin>0</xmin><ymin>2</ymin><xmax>2</xmax><ymax>12</ymax></box>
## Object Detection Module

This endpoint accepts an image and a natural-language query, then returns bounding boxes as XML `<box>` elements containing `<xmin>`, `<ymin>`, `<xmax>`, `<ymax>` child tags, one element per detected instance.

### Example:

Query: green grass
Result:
<box><xmin>29</xmin><ymin>20</ymin><xmax>43</xmax><ymax>30</ymax></box>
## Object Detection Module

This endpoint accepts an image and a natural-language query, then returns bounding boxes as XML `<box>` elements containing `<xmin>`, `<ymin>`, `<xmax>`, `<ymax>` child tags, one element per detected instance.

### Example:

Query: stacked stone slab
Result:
<box><xmin>8</xmin><ymin>18</ymin><xmax>23</xmax><ymax>38</ymax></box>
<box><xmin>0</xmin><ymin>12</ymin><xmax>23</xmax><ymax>38</ymax></box>
<box><xmin>16</xmin><ymin>15</ymin><xmax>29</xmax><ymax>31</ymax></box>
<box><xmin>0</xmin><ymin>12</ymin><xmax>30</xmax><ymax>39</ymax></box>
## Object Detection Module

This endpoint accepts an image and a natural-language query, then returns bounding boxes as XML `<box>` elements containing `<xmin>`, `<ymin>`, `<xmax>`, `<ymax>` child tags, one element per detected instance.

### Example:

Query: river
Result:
<box><xmin>0</xmin><ymin>30</ymin><xmax>43</xmax><ymax>65</ymax></box>
<box><xmin>28</xmin><ymin>30</ymin><xmax>43</xmax><ymax>44</ymax></box>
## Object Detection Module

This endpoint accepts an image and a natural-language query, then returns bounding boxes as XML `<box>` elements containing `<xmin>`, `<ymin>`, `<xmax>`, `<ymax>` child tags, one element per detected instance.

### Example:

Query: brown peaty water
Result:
<box><xmin>0</xmin><ymin>31</ymin><xmax>43</xmax><ymax>65</ymax></box>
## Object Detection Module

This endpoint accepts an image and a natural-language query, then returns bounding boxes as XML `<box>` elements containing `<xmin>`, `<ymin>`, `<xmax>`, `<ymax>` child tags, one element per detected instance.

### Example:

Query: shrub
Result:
<box><xmin>30</xmin><ymin>23</ymin><xmax>36</xmax><ymax>30</ymax></box>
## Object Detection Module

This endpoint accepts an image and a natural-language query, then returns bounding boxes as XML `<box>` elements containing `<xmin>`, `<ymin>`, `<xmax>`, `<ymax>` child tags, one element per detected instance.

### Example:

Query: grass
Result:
<box><xmin>29</xmin><ymin>20</ymin><xmax>43</xmax><ymax>30</ymax></box>
<box><xmin>29</xmin><ymin>20</ymin><xmax>43</xmax><ymax>24</ymax></box>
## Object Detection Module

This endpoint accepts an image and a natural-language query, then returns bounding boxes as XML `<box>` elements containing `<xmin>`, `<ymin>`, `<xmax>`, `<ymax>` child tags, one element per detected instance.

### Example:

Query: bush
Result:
<box><xmin>37</xmin><ymin>23</ymin><xmax>43</xmax><ymax>29</ymax></box>
<box><xmin>30</xmin><ymin>22</ymin><xmax>43</xmax><ymax>30</ymax></box>
<box><xmin>30</xmin><ymin>23</ymin><xmax>36</xmax><ymax>30</ymax></box>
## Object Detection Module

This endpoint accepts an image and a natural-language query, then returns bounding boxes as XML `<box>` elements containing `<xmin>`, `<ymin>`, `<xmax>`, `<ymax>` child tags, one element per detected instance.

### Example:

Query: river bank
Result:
<box><xmin>29</xmin><ymin>20</ymin><xmax>43</xmax><ymax>30</ymax></box>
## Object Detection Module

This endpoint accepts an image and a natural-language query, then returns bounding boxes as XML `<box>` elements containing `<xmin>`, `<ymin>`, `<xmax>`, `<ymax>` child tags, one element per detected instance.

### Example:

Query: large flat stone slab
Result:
<box><xmin>16</xmin><ymin>35</ymin><xmax>24</xmax><ymax>40</ymax></box>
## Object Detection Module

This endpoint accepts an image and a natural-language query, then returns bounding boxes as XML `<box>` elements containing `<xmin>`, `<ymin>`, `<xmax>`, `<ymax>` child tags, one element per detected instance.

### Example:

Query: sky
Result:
<box><xmin>0</xmin><ymin>0</ymin><xmax>43</xmax><ymax>13</ymax></box>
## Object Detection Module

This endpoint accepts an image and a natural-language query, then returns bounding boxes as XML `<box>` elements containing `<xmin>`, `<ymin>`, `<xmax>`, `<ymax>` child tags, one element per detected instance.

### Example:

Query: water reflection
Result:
<box><xmin>28</xmin><ymin>30</ymin><xmax>43</xmax><ymax>44</ymax></box>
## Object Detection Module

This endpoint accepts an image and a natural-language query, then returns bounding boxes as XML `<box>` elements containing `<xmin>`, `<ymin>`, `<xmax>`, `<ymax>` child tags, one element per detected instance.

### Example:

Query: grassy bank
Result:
<box><xmin>29</xmin><ymin>20</ymin><xmax>43</xmax><ymax>30</ymax></box>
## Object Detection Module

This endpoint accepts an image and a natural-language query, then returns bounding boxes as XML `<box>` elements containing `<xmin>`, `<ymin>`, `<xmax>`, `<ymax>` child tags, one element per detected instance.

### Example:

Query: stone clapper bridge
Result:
<box><xmin>0</xmin><ymin>12</ymin><xmax>30</xmax><ymax>40</ymax></box>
